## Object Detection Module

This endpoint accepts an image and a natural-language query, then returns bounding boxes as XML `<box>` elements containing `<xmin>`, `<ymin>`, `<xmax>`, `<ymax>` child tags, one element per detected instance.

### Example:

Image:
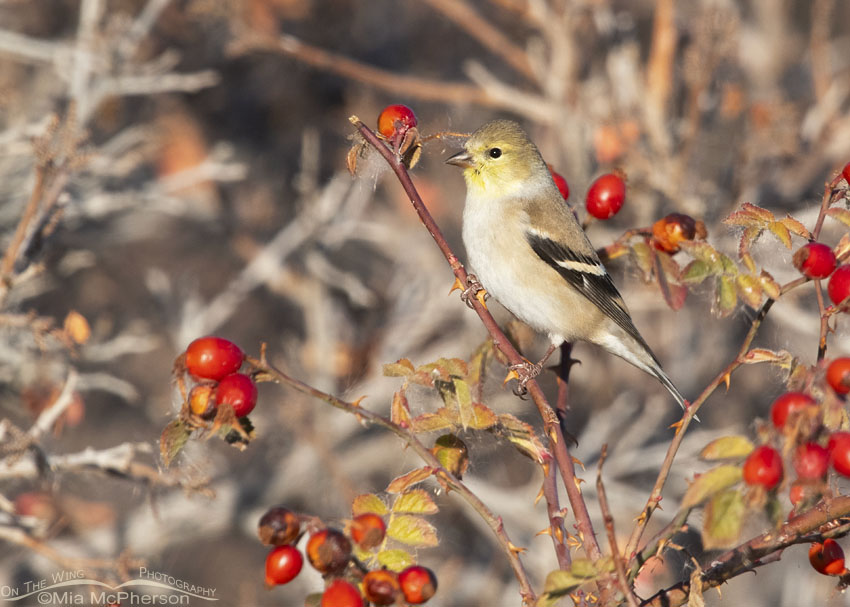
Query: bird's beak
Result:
<box><xmin>446</xmin><ymin>150</ymin><xmax>474</xmax><ymax>169</ymax></box>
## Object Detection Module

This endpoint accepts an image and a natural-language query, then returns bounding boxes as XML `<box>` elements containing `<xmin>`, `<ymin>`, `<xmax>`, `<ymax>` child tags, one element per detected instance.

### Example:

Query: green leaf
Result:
<box><xmin>383</xmin><ymin>359</ymin><xmax>415</xmax><ymax>377</ymax></box>
<box><xmin>682</xmin><ymin>465</ymin><xmax>743</xmax><ymax>509</ymax></box>
<box><xmin>392</xmin><ymin>489</ymin><xmax>439</xmax><ymax>515</ymax></box>
<box><xmin>681</xmin><ymin>259</ymin><xmax>713</xmax><ymax>284</ymax></box>
<box><xmin>387</xmin><ymin>515</ymin><xmax>438</xmax><ymax>547</ymax></box>
<box><xmin>159</xmin><ymin>419</ymin><xmax>191</xmax><ymax>468</ymax></box>
<box><xmin>699</xmin><ymin>436</ymin><xmax>754</xmax><ymax>461</ymax></box>
<box><xmin>352</xmin><ymin>493</ymin><xmax>390</xmax><ymax>516</ymax></box>
<box><xmin>453</xmin><ymin>377</ymin><xmax>474</xmax><ymax>430</ymax></box>
<box><xmin>431</xmin><ymin>434</ymin><xmax>469</xmax><ymax>478</ymax></box>
<box><xmin>467</xmin><ymin>403</ymin><xmax>498</xmax><ymax>430</ymax></box>
<box><xmin>735</xmin><ymin>274</ymin><xmax>763</xmax><ymax>308</ymax></box>
<box><xmin>702</xmin><ymin>489</ymin><xmax>745</xmax><ymax>549</ymax></box>
<box><xmin>376</xmin><ymin>549</ymin><xmax>414</xmax><ymax>571</ymax></box>
<box><xmin>539</xmin><ymin>558</ymin><xmax>614</xmax><ymax>603</ymax></box>
<box><xmin>714</xmin><ymin>275</ymin><xmax>738</xmax><ymax>317</ymax></box>
<box><xmin>411</xmin><ymin>409</ymin><xmax>455</xmax><ymax>433</ymax></box>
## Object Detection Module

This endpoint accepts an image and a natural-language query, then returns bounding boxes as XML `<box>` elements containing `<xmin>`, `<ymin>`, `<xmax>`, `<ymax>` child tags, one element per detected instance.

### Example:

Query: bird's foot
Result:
<box><xmin>457</xmin><ymin>274</ymin><xmax>488</xmax><ymax>309</ymax></box>
<box><xmin>504</xmin><ymin>360</ymin><xmax>543</xmax><ymax>397</ymax></box>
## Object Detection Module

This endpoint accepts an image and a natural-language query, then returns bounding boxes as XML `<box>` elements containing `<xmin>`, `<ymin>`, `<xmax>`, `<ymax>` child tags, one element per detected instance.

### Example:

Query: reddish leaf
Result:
<box><xmin>387</xmin><ymin>468</ymin><xmax>432</xmax><ymax>493</ymax></box>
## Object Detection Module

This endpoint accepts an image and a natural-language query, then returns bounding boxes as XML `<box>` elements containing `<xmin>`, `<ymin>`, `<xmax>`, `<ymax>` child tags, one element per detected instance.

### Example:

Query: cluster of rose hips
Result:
<box><xmin>792</xmin><ymin>239</ymin><xmax>850</xmax><ymax>308</ymax></box>
<box><xmin>738</xmin><ymin>358</ymin><xmax>850</xmax><ymax>577</ymax></box>
<box><xmin>181</xmin><ymin>336</ymin><xmax>257</xmax><ymax>418</ymax></box>
<box><xmin>259</xmin><ymin>506</ymin><xmax>437</xmax><ymax>606</ymax></box>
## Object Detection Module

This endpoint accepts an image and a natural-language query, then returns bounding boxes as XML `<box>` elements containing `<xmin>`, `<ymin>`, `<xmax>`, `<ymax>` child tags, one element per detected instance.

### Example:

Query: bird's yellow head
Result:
<box><xmin>446</xmin><ymin>119</ymin><xmax>549</xmax><ymax>197</ymax></box>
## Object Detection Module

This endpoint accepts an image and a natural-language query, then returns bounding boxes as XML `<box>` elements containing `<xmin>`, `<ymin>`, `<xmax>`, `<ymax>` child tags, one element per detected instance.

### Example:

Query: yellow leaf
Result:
<box><xmin>702</xmin><ymin>489</ymin><xmax>745</xmax><ymax>549</ymax></box>
<box><xmin>827</xmin><ymin>208</ymin><xmax>850</xmax><ymax>229</ymax></box>
<box><xmin>376</xmin><ymin>549</ymin><xmax>414</xmax><ymax>572</ymax></box>
<box><xmin>392</xmin><ymin>489</ymin><xmax>439</xmax><ymax>514</ymax></box>
<box><xmin>387</xmin><ymin>515</ymin><xmax>438</xmax><ymax>547</ymax></box>
<box><xmin>682</xmin><ymin>465</ymin><xmax>742</xmax><ymax>509</ymax></box>
<box><xmin>453</xmin><ymin>377</ymin><xmax>474</xmax><ymax>430</ymax></box>
<box><xmin>391</xmin><ymin>390</ymin><xmax>411</xmax><ymax>427</ymax></box>
<box><xmin>383</xmin><ymin>359</ymin><xmax>415</xmax><ymax>377</ymax></box>
<box><xmin>352</xmin><ymin>494</ymin><xmax>389</xmax><ymax>516</ymax></box>
<box><xmin>768</xmin><ymin>221</ymin><xmax>792</xmax><ymax>248</ymax></box>
<box><xmin>410</xmin><ymin>409</ymin><xmax>455</xmax><ymax>433</ymax></box>
<box><xmin>699</xmin><ymin>436</ymin><xmax>754</xmax><ymax>461</ymax></box>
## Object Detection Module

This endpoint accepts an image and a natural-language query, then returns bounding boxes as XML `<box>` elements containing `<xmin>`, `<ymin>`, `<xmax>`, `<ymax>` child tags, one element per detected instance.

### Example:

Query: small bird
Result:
<box><xmin>446</xmin><ymin>119</ymin><xmax>687</xmax><ymax>409</ymax></box>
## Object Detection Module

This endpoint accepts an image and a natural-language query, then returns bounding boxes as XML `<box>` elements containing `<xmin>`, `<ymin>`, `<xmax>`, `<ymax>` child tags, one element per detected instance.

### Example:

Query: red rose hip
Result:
<box><xmin>770</xmin><ymin>392</ymin><xmax>816</xmax><ymax>429</ymax></box>
<box><xmin>547</xmin><ymin>164</ymin><xmax>570</xmax><ymax>200</ymax></box>
<box><xmin>793</xmin><ymin>242</ymin><xmax>836</xmax><ymax>279</ymax></box>
<box><xmin>809</xmin><ymin>539</ymin><xmax>846</xmax><ymax>576</ymax></box>
<box><xmin>828</xmin><ymin>432</ymin><xmax>850</xmax><ymax>477</ymax></box>
<box><xmin>215</xmin><ymin>373</ymin><xmax>257</xmax><ymax>417</ymax></box>
<box><xmin>185</xmin><ymin>336</ymin><xmax>244</xmax><ymax>381</ymax></box>
<box><xmin>258</xmin><ymin>506</ymin><xmax>301</xmax><ymax>546</ymax></box>
<box><xmin>828</xmin><ymin>265</ymin><xmax>850</xmax><ymax>306</ymax></box>
<box><xmin>742</xmin><ymin>445</ymin><xmax>783</xmax><ymax>490</ymax></box>
<box><xmin>377</xmin><ymin>104</ymin><xmax>417</xmax><ymax>139</ymax></box>
<box><xmin>827</xmin><ymin>358</ymin><xmax>850</xmax><ymax>395</ymax></box>
<box><xmin>398</xmin><ymin>565</ymin><xmax>437</xmax><ymax>604</ymax></box>
<box><xmin>585</xmin><ymin>173</ymin><xmax>626</xmax><ymax>220</ymax></box>
<box><xmin>265</xmin><ymin>545</ymin><xmax>303</xmax><ymax>586</ymax></box>
<box><xmin>792</xmin><ymin>443</ymin><xmax>829</xmax><ymax>479</ymax></box>
<box><xmin>321</xmin><ymin>579</ymin><xmax>363</xmax><ymax>607</ymax></box>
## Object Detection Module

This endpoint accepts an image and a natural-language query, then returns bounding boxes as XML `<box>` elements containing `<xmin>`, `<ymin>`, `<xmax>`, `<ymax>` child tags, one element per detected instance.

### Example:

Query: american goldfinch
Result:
<box><xmin>446</xmin><ymin>119</ymin><xmax>686</xmax><ymax>409</ymax></box>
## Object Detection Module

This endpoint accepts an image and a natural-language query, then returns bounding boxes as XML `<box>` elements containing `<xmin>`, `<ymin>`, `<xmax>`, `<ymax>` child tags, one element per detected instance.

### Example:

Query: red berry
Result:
<box><xmin>258</xmin><ymin>506</ymin><xmax>301</xmax><ymax>546</ymax></box>
<box><xmin>321</xmin><ymin>579</ymin><xmax>363</xmax><ymax>607</ymax></box>
<box><xmin>809</xmin><ymin>539</ymin><xmax>846</xmax><ymax>576</ymax></box>
<box><xmin>265</xmin><ymin>545</ymin><xmax>303</xmax><ymax>586</ymax></box>
<box><xmin>828</xmin><ymin>432</ymin><xmax>850</xmax><ymax>477</ymax></box>
<box><xmin>742</xmin><ymin>445</ymin><xmax>783</xmax><ymax>490</ymax></box>
<box><xmin>585</xmin><ymin>173</ymin><xmax>626</xmax><ymax>220</ymax></box>
<box><xmin>828</xmin><ymin>265</ymin><xmax>850</xmax><ymax>306</ymax></box>
<box><xmin>306</xmin><ymin>528</ymin><xmax>352</xmax><ymax>574</ymax></box>
<box><xmin>842</xmin><ymin>162</ymin><xmax>850</xmax><ymax>185</ymax></box>
<box><xmin>651</xmin><ymin>213</ymin><xmax>705</xmax><ymax>254</ymax></box>
<box><xmin>377</xmin><ymin>105</ymin><xmax>417</xmax><ymax>139</ymax></box>
<box><xmin>398</xmin><ymin>565</ymin><xmax>437</xmax><ymax>605</ymax></box>
<box><xmin>362</xmin><ymin>570</ymin><xmax>400</xmax><ymax>606</ymax></box>
<box><xmin>547</xmin><ymin>164</ymin><xmax>570</xmax><ymax>200</ymax></box>
<box><xmin>827</xmin><ymin>358</ymin><xmax>850</xmax><ymax>395</ymax></box>
<box><xmin>350</xmin><ymin>513</ymin><xmax>386</xmax><ymax>550</ymax></box>
<box><xmin>185</xmin><ymin>336</ymin><xmax>244</xmax><ymax>381</ymax></box>
<box><xmin>789</xmin><ymin>481</ymin><xmax>807</xmax><ymax>506</ymax></box>
<box><xmin>793</xmin><ymin>242</ymin><xmax>836</xmax><ymax>279</ymax></box>
<box><xmin>793</xmin><ymin>443</ymin><xmax>829</xmax><ymax>479</ymax></box>
<box><xmin>214</xmin><ymin>373</ymin><xmax>257</xmax><ymax>417</ymax></box>
<box><xmin>770</xmin><ymin>392</ymin><xmax>816</xmax><ymax>429</ymax></box>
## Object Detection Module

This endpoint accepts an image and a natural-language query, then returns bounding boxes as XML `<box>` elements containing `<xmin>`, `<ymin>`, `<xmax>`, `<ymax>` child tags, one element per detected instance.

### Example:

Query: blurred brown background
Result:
<box><xmin>1</xmin><ymin>0</ymin><xmax>850</xmax><ymax>605</ymax></box>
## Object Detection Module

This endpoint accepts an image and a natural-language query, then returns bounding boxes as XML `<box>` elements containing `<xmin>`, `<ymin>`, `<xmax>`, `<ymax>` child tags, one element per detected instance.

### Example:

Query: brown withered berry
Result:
<box><xmin>363</xmin><ymin>569</ymin><xmax>401</xmax><ymax>605</ymax></box>
<box><xmin>306</xmin><ymin>528</ymin><xmax>352</xmax><ymax>574</ymax></box>
<box><xmin>258</xmin><ymin>506</ymin><xmax>301</xmax><ymax>546</ymax></box>
<box><xmin>350</xmin><ymin>513</ymin><xmax>386</xmax><ymax>550</ymax></box>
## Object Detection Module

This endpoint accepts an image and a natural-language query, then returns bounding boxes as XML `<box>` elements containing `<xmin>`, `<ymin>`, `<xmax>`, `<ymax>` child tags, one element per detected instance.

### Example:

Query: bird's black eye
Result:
<box><xmin>488</xmin><ymin>147</ymin><xmax>502</xmax><ymax>159</ymax></box>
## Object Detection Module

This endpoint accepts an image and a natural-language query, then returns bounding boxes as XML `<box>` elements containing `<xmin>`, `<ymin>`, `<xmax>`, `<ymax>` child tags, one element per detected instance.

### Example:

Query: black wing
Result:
<box><xmin>526</xmin><ymin>231</ymin><xmax>659</xmax><ymax>364</ymax></box>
